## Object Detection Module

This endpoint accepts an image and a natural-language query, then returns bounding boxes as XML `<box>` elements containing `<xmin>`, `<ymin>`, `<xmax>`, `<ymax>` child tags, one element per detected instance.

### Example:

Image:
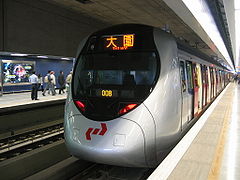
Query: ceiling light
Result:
<box><xmin>235</xmin><ymin>0</ymin><xmax>240</xmax><ymax>67</ymax></box>
<box><xmin>182</xmin><ymin>0</ymin><xmax>234</xmax><ymax>69</ymax></box>
<box><xmin>11</xmin><ymin>53</ymin><xmax>28</xmax><ymax>56</ymax></box>
<box><xmin>37</xmin><ymin>56</ymin><xmax>48</xmax><ymax>58</ymax></box>
<box><xmin>61</xmin><ymin>57</ymin><xmax>70</xmax><ymax>60</ymax></box>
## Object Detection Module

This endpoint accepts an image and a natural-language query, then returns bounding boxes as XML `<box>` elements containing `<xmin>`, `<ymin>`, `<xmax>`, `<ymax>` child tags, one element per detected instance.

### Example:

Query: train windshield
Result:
<box><xmin>72</xmin><ymin>51</ymin><xmax>159</xmax><ymax>120</ymax></box>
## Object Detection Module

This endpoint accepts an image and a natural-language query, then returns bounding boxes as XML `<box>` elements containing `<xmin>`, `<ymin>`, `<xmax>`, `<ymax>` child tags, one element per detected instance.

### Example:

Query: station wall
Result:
<box><xmin>0</xmin><ymin>0</ymin><xmax>110</xmax><ymax>57</ymax></box>
<box><xmin>1</xmin><ymin>56</ymin><xmax>73</xmax><ymax>92</ymax></box>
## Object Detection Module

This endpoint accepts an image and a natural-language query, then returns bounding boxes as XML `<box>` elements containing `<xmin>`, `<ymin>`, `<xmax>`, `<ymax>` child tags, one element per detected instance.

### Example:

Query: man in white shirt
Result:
<box><xmin>49</xmin><ymin>71</ymin><xmax>56</xmax><ymax>96</ymax></box>
<box><xmin>29</xmin><ymin>71</ymin><xmax>39</xmax><ymax>100</ymax></box>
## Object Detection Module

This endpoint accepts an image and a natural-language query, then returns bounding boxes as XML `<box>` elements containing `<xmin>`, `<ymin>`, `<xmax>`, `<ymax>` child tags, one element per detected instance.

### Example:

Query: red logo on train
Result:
<box><xmin>85</xmin><ymin>123</ymin><xmax>107</xmax><ymax>141</ymax></box>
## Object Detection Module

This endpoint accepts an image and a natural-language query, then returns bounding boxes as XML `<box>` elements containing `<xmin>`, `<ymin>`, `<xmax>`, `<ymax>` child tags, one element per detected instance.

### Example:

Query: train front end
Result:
<box><xmin>64</xmin><ymin>24</ymin><xmax>160</xmax><ymax>167</ymax></box>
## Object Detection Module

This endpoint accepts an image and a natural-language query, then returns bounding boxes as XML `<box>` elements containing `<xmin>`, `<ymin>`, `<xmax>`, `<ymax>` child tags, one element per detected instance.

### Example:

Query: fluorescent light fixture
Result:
<box><xmin>61</xmin><ymin>57</ymin><xmax>70</xmax><ymax>60</ymax></box>
<box><xmin>182</xmin><ymin>0</ymin><xmax>234</xmax><ymax>69</ymax></box>
<box><xmin>37</xmin><ymin>56</ymin><xmax>48</xmax><ymax>58</ymax></box>
<box><xmin>11</xmin><ymin>53</ymin><xmax>28</xmax><ymax>56</ymax></box>
<box><xmin>235</xmin><ymin>0</ymin><xmax>240</xmax><ymax>67</ymax></box>
<box><xmin>235</xmin><ymin>0</ymin><xmax>240</xmax><ymax>9</ymax></box>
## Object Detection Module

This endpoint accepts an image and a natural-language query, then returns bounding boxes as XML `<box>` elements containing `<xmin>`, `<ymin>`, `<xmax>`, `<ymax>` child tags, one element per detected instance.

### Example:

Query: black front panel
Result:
<box><xmin>72</xmin><ymin>24</ymin><xmax>160</xmax><ymax>121</ymax></box>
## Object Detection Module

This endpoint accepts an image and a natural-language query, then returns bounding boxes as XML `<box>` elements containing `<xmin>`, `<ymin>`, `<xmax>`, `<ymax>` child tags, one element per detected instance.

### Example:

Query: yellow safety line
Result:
<box><xmin>208</xmin><ymin>89</ymin><xmax>233</xmax><ymax>180</ymax></box>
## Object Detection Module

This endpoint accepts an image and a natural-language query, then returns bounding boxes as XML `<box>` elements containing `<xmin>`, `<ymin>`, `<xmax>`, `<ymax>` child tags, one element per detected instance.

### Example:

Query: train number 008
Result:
<box><xmin>101</xmin><ymin>90</ymin><xmax>112</xmax><ymax>97</ymax></box>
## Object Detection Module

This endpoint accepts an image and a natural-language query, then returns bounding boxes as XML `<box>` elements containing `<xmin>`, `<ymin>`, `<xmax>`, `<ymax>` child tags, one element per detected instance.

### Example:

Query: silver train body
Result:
<box><xmin>64</xmin><ymin>24</ymin><xmax>230</xmax><ymax>167</ymax></box>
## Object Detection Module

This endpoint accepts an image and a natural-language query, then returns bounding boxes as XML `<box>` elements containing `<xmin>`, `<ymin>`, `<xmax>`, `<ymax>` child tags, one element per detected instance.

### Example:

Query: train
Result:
<box><xmin>64</xmin><ymin>24</ymin><xmax>231</xmax><ymax>167</ymax></box>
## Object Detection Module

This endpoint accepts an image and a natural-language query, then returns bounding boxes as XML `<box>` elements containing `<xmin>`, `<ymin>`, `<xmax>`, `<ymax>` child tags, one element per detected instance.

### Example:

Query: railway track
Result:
<box><xmin>0</xmin><ymin>122</ymin><xmax>154</xmax><ymax>180</ymax></box>
<box><xmin>70</xmin><ymin>164</ymin><xmax>154</xmax><ymax>180</ymax></box>
<box><xmin>0</xmin><ymin>123</ymin><xmax>64</xmax><ymax>162</ymax></box>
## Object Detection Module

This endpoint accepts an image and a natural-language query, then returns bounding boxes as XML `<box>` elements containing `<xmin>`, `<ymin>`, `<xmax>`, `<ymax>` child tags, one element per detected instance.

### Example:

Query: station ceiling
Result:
<box><xmin>47</xmin><ymin>0</ymin><xmax>233</xmax><ymax>69</ymax></box>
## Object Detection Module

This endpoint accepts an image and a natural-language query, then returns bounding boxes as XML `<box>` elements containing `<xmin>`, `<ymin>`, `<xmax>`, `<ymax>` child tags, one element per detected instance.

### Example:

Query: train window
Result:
<box><xmin>193</xmin><ymin>64</ymin><xmax>200</xmax><ymax>88</ymax></box>
<box><xmin>73</xmin><ymin>51</ymin><xmax>158</xmax><ymax>100</ymax></box>
<box><xmin>180</xmin><ymin>61</ymin><xmax>186</xmax><ymax>92</ymax></box>
<box><xmin>186</xmin><ymin>61</ymin><xmax>193</xmax><ymax>93</ymax></box>
<box><xmin>72</xmin><ymin>51</ymin><xmax>159</xmax><ymax>120</ymax></box>
<box><xmin>201</xmin><ymin>65</ymin><xmax>206</xmax><ymax>84</ymax></box>
<box><xmin>205</xmin><ymin>66</ymin><xmax>209</xmax><ymax>85</ymax></box>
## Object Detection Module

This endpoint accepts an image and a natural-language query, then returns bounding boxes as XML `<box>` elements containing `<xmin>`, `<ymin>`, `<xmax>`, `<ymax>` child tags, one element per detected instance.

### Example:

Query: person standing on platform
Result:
<box><xmin>66</xmin><ymin>71</ymin><xmax>72</xmax><ymax>92</ymax></box>
<box><xmin>29</xmin><ymin>71</ymin><xmax>39</xmax><ymax>100</ymax></box>
<box><xmin>38</xmin><ymin>74</ymin><xmax>44</xmax><ymax>92</ymax></box>
<box><xmin>58</xmin><ymin>70</ymin><xmax>65</xmax><ymax>94</ymax></box>
<box><xmin>42</xmin><ymin>70</ymin><xmax>51</xmax><ymax>96</ymax></box>
<box><xmin>50</xmin><ymin>71</ymin><xmax>56</xmax><ymax>96</ymax></box>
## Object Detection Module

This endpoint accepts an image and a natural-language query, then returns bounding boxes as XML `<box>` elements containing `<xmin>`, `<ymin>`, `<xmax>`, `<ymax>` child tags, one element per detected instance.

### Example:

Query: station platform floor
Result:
<box><xmin>1</xmin><ymin>84</ymin><xmax>239</xmax><ymax>180</ymax></box>
<box><xmin>149</xmin><ymin>82</ymin><xmax>240</xmax><ymax>180</ymax></box>
<box><xmin>0</xmin><ymin>91</ymin><xmax>66</xmax><ymax>109</ymax></box>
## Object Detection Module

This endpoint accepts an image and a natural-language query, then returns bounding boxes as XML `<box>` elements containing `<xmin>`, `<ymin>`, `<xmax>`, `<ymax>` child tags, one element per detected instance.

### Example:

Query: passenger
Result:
<box><xmin>42</xmin><ymin>70</ymin><xmax>55</xmax><ymax>96</ymax></box>
<box><xmin>42</xmin><ymin>71</ymin><xmax>51</xmax><ymax>96</ymax></box>
<box><xmin>50</xmin><ymin>71</ymin><xmax>56</xmax><ymax>95</ymax></box>
<box><xmin>123</xmin><ymin>74</ymin><xmax>136</xmax><ymax>86</ymax></box>
<box><xmin>58</xmin><ymin>70</ymin><xmax>65</xmax><ymax>94</ymax></box>
<box><xmin>66</xmin><ymin>71</ymin><xmax>73</xmax><ymax>92</ymax></box>
<box><xmin>29</xmin><ymin>71</ymin><xmax>39</xmax><ymax>100</ymax></box>
<box><xmin>37</xmin><ymin>74</ymin><xmax>44</xmax><ymax>92</ymax></box>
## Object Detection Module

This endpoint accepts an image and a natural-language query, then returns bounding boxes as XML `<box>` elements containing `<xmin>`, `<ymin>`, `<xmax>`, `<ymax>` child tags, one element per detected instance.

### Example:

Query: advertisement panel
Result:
<box><xmin>2</xmin><ymin>60</ymin><xmax>35</xmax><ymax>85</ymax></box>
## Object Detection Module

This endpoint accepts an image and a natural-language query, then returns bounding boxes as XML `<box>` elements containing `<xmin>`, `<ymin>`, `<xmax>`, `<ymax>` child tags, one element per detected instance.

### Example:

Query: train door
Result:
<box><xmin>216</xmin><ymin>70</ymin><xmax>219</xmax><ymax>94</ymax></box>
<box><xmin>218</xmin><ymin>70</ymin><xmax>221</xmax><ymax>91</ymax></box>
<box><xmin>221</xmin><ymin>71</ymin><xmax>224</xmax><ymax>89</ymax></box>
<box><xmin>224</xmin><ymin>72</ymin><xmax>227</xmax><ymax>86</ymax></box>
<box><xmin>224</xmin><ymin>72</ymin><xmax>227</xmax><ymax>87</ymax></box>
<box><xmin>186</xmin><ymin>61</ymin><xmax>194</xmax><ymax>121</ymax></box>
<box><xmin>180</xmin><ymin>60</ymin><xmax>188</xmax><ymax>128</ymax></box>
<box><xmin>219</xmin><ymin>70</ymin><xmax>222</xmax><ymax>89</ymax></box>
<box><xmin>224</xmin><ymin>72</ymin><xmax>226</xmax><ymax>87</ymax></box>
<box><xmin>221</xmin><ymin>71</ymin><xmax>223</xmax><ymax>86</ymax></box>
<box><xmin>210</xmin><ymin>67</ymin><xmax>214</xmax><ymax>100</ymax></box>
<box><xmin>213</xmin><ymin>68</ymin><xmax>217</xmax><ymax>97</ymax></box>
<box><xmin>201</xmin><ymin>65</ymin><xmax>207</xmax><ymax>107</ymax></box>
<box><xmin>222</xmin><ymin>71</ymin><xmax>225</xmax><ymax>88</ymax></box>
<box><xmin>219</xmin><ymin>70</ymin><xmax>222</xmax><ymax>90</ymax></box>
<box><xmin>201</xmin><ymin>65</ymin><xmax>205</xmax><ymax>107</ymax></box>
<box><xmin>180</xmin><ymin>60</ymin><xmax>194</xmax><ymax>127</ymax></box>
<box><xmin>207</xmin><ymin>66</ymin><xmax>211</xmax><ymax>103</ymax></box>
<box><xmin>205</xmin><ymin>65</ymin><xmax>209</xmax><ymax>105</ymax></box>
<box><xmin>197</xmin><ymin>64</ymin><xmax>202</xmax><ymax>112</ymax></box>
<box><xmin>193</xmin><ymin>63</ymin><xmax>200</xmax><ymax>116</ymax></box>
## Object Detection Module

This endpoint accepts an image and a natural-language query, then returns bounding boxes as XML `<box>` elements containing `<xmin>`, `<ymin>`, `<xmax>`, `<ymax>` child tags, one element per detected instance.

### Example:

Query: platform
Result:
<box><xmin>0</xmin><ymin>91</ymin><xmax>67</xmax><ymax>109</ymax></box>
<box><xmin>148</xmin><ymin>83</ymin><xmax>240</xmax><ymax>180</ymax></box>
<box><xmin>0</xmin><ymin>91</ymin><xmax>66</xmax><ymax>139</ymax></box>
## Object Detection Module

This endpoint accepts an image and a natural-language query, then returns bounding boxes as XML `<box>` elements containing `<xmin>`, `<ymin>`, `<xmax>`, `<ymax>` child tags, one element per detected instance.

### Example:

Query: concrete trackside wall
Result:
<box><xmin>2</xmin><ymin>0</ymin><xmax>109</xmax><ymax>57</ymax></box>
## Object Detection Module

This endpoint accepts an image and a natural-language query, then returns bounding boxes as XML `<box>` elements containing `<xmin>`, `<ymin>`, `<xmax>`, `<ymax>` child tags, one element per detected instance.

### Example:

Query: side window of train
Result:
<box><xmin>186</xmin><ymin>61</ymin><xmax>193</xmax><ymax>93</ymax></box>
<box><xmin>192</xmin><ymin>63</ymin><xmax>199</xmax><ymax>88</ymax></box>
<box><xmin>180</xmin><ymin>61</ymin><xmax>186</xmax><ymax>92</ymax></box>
<box><xmin>201</xmin><ymin>65</ymin><xmax>205</xmax><ymax>84</ymax></box>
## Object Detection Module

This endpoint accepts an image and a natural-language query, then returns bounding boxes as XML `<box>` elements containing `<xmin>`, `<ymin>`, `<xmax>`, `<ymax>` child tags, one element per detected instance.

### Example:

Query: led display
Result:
<box><xmin>103</xmin><ymin>34</ymin><xmax>134</xmax><ymax>50</ymax></box>
<box><xmin>96</xmin><ymin>89</ymin><xmax>118</xmax><ymax>98</ymax></box>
